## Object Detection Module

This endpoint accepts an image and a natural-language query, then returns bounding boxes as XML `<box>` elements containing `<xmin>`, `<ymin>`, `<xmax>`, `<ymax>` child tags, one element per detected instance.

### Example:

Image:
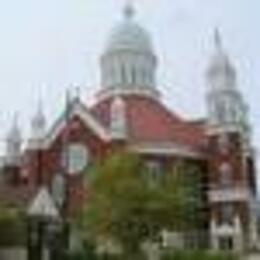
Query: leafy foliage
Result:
<box><xmin>0</xmin><ymin>202</ymin><xmax>26</xmax><ymax>246</ymax></box>
<box><xmin>78</xmin><ymin>152</ymin><xmax>203</xmax><ymax>255</ymax></box>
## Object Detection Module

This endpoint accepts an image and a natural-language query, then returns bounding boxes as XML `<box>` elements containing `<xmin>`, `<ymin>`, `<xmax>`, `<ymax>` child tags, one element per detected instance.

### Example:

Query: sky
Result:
<box><xmin>0</xmin><ymin>0</ymin><xmax>259</xmax><ymax>170</ymax></box>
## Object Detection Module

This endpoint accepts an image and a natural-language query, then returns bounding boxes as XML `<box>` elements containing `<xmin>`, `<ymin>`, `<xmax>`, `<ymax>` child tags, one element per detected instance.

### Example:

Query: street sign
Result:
<box><xmin>28</xmin><ymin>186</ymin><xmax>59</xmax><ymax>219</ymax></box>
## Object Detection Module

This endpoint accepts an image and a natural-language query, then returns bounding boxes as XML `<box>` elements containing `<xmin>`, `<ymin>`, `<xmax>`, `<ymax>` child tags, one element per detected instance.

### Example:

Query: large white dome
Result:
<box><xmin>105</xmin><ymin>5</ymin><xmax>154</xmax><ymax>54</ymax></box>
<box><xmin>99</xmin><ymin>4</ymin><xmax>158</xmax><ymax>99</ymax></box>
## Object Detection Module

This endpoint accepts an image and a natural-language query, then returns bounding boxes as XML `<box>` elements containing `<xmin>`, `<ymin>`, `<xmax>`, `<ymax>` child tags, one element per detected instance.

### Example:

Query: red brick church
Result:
<box><xmin>0</xmin><ymin>4</ymin><xmax>258</xmax><ymax>251</ymax></box>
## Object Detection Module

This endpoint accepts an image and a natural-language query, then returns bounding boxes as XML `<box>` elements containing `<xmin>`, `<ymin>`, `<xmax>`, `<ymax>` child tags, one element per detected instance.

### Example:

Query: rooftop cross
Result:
<box><xmin>124</xmin><ymin>0</ymin><xmax>135</xmax><ymax>19</ymax></box>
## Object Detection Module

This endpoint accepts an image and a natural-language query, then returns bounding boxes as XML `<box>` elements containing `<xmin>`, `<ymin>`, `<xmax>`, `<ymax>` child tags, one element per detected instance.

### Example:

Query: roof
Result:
<box><xmin>105</xmin><ymin>4</ymin><xmax>153</xmax><ymax>54</ymax></box>
<box><xmin>90</xmin><ymin>95</ymin><xmax>206</xmax><ymax>151</ymax></box>
<box><xmin>30</xmin><ymin>98</ymin><xmax>112</xmax><ymax>150</ymax></box>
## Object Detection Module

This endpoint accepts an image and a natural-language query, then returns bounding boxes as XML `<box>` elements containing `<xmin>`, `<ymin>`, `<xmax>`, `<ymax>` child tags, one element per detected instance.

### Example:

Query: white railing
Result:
<box><xmin>208</xmin><ymin>186</ymin><xmax>252</xmax><ymax>202</ymax></box>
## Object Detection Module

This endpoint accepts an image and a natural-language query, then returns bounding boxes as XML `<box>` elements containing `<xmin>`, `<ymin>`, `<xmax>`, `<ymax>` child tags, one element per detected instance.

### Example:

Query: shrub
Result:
<box><xmin>0</xmin><ymin>207</ymin><xmax>26</xmax><ymax>246</ymax></box>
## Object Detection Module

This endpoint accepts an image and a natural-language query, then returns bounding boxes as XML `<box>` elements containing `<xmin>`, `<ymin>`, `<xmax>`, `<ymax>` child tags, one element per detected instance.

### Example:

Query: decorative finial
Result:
<box><xmin>74</xmin><ymin>85</ymin><xmax>81</xmax><ymax>101</ymax></box>
<box><xmin>214</xmin><ymin>28</ymin><xmax>223</xmax><ymax>51</ymax></box>
<box><xmin>8</xmin><ymin>111</ymin><xmax>21</xmax><ymax>141</ymax></box>
<box><xmin>36</xmin><ymin>97</ymin><xmax>46</xmax><ymax>127</ymax></box>
<box><xmin>13</xmin><ymin>112</ymin><xmax>19</xmax><ymax>128</ymax></box>
<box><xmin>124</xmin><ymin>1</ymin><xmax>135</xmax><ymax>19</ymax></box>
<box><xmin>37</xmin><ymin>96</ymin><xmax>43</xmax><ymax>115</ymax></box>
<box><xmin>65</xmin><ymin>88</ymin><xmax>72</xmax><ymax>105</ymax></box>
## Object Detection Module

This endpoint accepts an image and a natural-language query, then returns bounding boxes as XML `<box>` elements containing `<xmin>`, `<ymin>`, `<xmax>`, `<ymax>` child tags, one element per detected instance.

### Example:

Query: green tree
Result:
<box><xmin>78</xmin><ymin>152</ymin><xmax>203</xmax><ymax>258</ymax></box>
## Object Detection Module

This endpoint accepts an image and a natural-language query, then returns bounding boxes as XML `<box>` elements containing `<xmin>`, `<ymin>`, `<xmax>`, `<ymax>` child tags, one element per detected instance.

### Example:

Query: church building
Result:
<box><xmin>0</xmin><ymin>4</ymin><xmax>257</xmax><ymax>251</ymax></box>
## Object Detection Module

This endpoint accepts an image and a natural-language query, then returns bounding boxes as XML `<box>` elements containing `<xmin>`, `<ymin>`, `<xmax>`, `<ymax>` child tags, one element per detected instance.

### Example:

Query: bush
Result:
<box><xmin>0</xmin><ymin>207</ymin><xmax>26</xmax><ymax>246</ymax></box>
<box><xmin>67</xmin><ymin>241</ymin><xmax>98</xmax><ymax>260</ymax></box>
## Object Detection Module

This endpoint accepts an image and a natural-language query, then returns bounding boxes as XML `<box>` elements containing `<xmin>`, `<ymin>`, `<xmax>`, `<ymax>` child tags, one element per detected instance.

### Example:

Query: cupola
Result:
<box><xmin>99</xmin><ymin>4</ymin><xmax>159</xmax><ymax>100</ymax></box>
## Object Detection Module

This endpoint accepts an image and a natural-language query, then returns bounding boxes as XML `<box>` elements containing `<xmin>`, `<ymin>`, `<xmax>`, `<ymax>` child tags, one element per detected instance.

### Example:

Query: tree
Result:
<box><xmin>78</xmin><ymin>152</ymin><xmax>203</xmax><ymax>258</ymax></box>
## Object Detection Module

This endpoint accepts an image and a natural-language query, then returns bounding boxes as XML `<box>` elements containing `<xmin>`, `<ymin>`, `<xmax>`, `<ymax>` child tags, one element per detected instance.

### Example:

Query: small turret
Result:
<box><xmin>28</xmin><ymin>100</ymin><xmax>46</xmax><ymax>149</ymax></box>
<box><xmin>6</xmin><ymin>113</ymin><xmax>22</xmax><ymax>166</ymax></box>
<box><xmin>206</xmin><ymin>29</ymin><xmax>245</xmax><ymax>132</ymax></box>
<box><xmin>206</xmin><ymin>29</ymin><xmax>256</xmax><ymax>251</ymax></box>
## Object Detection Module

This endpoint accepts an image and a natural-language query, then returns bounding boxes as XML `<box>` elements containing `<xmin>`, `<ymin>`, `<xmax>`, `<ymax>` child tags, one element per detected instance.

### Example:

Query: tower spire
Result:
<box><xmin>28</xmin><ymin>93</ymin><xmax>46</xmax><ymax>149</ymax></box>
<box><xmin>206</xmin><ymin>29</ymin><xmax>244</xmax><ymax>132</ymax></box>
<box><xmin>214</xmin><ymin>28</ymin><xmax>223</xmax><ymax>51</ymax></box>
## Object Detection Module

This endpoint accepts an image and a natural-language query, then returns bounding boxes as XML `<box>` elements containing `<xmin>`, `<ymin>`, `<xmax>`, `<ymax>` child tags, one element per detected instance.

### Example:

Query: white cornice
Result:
<box><xmin>129</xmin><ymin>143</ymin><xmax>204</xmax><ymax>159</ymax></box>
<box><xmin>206</xmin><ymin>123</ymin><xmax>242</xmax><ymax>136</ymax></box>
<box><xmin>211</xmin><ymin>224</ymin><xmax>236</xmax><ymax>236</ymax></box>
<box><xmin>96</xmin><ymin>87</ymin><xmax>161</xmax><ymax>103</ymax></box>
<box><xmin>208</xmin><ymin>186</ymin><xmax>252</xmax><ymax>203</ymax></box>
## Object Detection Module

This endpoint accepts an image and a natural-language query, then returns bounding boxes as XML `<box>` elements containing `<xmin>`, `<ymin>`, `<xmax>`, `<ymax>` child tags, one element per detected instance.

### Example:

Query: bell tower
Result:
<box><xmin>206</xmin><ymin>29</ymin><xmax>257</xmax><ymax>251</ymax></box>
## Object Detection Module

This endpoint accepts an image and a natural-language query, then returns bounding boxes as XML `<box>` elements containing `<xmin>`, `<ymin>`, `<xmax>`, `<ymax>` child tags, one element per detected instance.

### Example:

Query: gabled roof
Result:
<box><xmin>40</xmin><ymin>98</ymin><xmax>111</xmax><ymax>149</ymax></box>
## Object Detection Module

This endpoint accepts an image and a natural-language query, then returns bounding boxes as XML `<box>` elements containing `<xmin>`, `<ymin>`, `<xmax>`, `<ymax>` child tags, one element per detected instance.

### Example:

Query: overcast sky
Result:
<box><xmin>0</xmin><ymin>0</ymin><xmax>259</xmax><ymax>167</ymax></box>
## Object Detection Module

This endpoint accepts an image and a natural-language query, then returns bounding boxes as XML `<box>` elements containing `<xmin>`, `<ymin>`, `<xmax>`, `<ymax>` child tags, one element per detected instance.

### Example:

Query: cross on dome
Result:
<box><xmin>124</xmin><ymin>1</ymin><xmax>135</xmax><ymax>19</ymax></box>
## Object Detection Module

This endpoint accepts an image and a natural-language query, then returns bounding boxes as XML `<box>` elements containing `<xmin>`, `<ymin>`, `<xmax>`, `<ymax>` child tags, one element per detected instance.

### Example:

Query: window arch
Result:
<box><xmin>131</xmin><ymin>66</ymin><xmax>136</xmax><ymax>85</ymax></box>
<box><xmin>216</xmin><ymin>100</ymin><xmax>225</xmax><ymax>123</ymax></box>
<box><xmin>219</xmin><ymin>162</ymin><xmax>233</xmax><ymax>188</ymax></box>
<box><xmin>146</xmin><ymin>160</ymin><xmax>163</xmax><ymax>185</ymax></box>
<box><xmin>220</xmin><ymin>203</ymin><xmax>233</xmax><ymax>225</ymax></box>
<box><xmin>218</xmin><ymin>134</ymin><xmax>229</xmax><ymax>154</ymax></box>
<box><xmin>121</xmin><ymin>64</ymin><xmax>126</xmax><ymax>84</ymax></box>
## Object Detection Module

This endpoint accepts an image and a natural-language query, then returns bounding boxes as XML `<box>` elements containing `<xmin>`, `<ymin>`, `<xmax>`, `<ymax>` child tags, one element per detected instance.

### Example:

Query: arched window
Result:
<box><xmin>216</xmin><ymin>100</ymin><xmax>225</xmax><ymax>123</ymax></box>
<box><xmin>220</xmin><ymin>203</ymin><xmax>233</xmax><ymax>225</ymax></box>
<box><xmin>121</xmin><ymin>64</ymin><xmax>126</xmax><ymax>85</ymax></box>
<box><xmin>146</xmin><ymin>160</ymin><xmax>163</xmax><ymax>185</ymax></box>
<box><xmin>131</xmin><ymin>67</ymin><xmax>136</xmax><ymax>85</ymax></box>
<box><xmin>219</xmin><ymin>162</ymin><xmax>232</xmax><ymax>188</ymax></box>
<box><xmin>142</xmin><ymin>68</ymin><xmax>146</xmax><ymax>86</ymax></box>
<box><xmin>218</xmin><ymin>134</ymin><xmax>229</xmax><ymax>154</ymax></box>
